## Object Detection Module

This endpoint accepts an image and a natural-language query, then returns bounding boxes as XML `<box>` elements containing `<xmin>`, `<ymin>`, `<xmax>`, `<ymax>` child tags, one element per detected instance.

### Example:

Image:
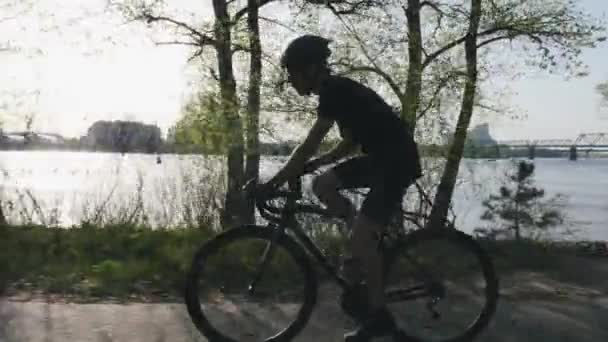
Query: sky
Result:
<box><xmin>1</xmin><ymin>0</ymin><xmax>607</xmax><ymax>141</ymax></box>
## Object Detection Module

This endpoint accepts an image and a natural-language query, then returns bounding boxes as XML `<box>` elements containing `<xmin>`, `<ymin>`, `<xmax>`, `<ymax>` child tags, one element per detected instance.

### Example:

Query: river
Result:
<box><xmin>0</xmin><ymin>151</ymin><xmax>606</xmax><ymax>241</ymax></box>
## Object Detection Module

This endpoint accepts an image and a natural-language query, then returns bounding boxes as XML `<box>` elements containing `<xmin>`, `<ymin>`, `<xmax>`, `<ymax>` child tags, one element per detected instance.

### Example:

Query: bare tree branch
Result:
<box><xmin>334</xmin><ymin>63</ymin><xmax>404</xmax><ymax>99</ymax></box>
<box><xmin>476</xmin><ymin>35</ymin><xmax>511</xmax><ymax>48</ymax></box>
<box><xmin>474</xmin><ymin>101</ymin><xmax>504</xmax><ymax>114</ymax></box>
<box><xmin>233</xmin><ymin>0</ymin><xmax>276</xmax><ymax>23</ymax></box>
<box><xmin>141</xmin><ymin>13</ymin><xmax>217</xmax><ymax>47</ymax></box>
<box><xmin>208</xmin><ymin>67</ymin><xmax>219</xmax><ymax>81</ymax></box>
<box><xmin>187</xmin><ymin>48</ymin><xmax>205</xmax><ymax>63</ymax></box>
<box><xmin>422</xmin><ymin>0</ymin><xmax>606</xmax><ymax>71</ymax></box>
<box><xmin>230</xmin><ymin>43</ymin><xmax>280</xmax><ymax>69</ymax></box>
<box><xmin>422</xmin><ymin>36</ymin><xmax>467</xmax><ymax>69</ymax></box>
<box><xmin>420</xmin><ymin>0</ymin><xmax>453</xmax><ymax>41</ymax></box>
<box><xmin>417</xmin><ymin>71</ymin><xmax>461</xmax><ymax>120</ymax></box>
<box><xmin>330</xmin><ymin>9</ymin><xmax>404</xmax><ymax>101</ymax></box>
<box><xmin>423</xmin><ymin>26</ymin><xmax>510</xmax><ymax>69</ymax></box>
<box><xmin>258</xmin><ymin>15</ymin><xmax>300</xmax><ymax>34</ymax></box>
<box><xmin>420</xmin><ymin>1</ymin><xmax>444</xmax><ymax>14</ymax></box>
<box><xmin>155</xmin><ymin>41</ymin><xmax>200</xmax><ymax>47</ymax></box>
<box><xmin>305</xmin><ymin>0</ymin><xmax>381</xmax><ymax>16</ymax></box>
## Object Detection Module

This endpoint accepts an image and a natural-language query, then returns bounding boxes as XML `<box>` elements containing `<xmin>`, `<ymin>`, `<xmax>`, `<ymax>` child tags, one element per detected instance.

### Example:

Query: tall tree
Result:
<box><xmin>297</xmin><ymin>0</ymin><xmax>605</xmax><ymax>229</ymax></box>
<box><xmin>427</xmin><ymin>0</ymin><xmax>606</xmax><ymax>228</ymax></box>
<box><xmin>113</xmin><ymin>0</ymin><xmax>275</xmax><ymax>227</ymax></box>
<box><xmin>243</xmin><ymin>0</ymin><xmax>263</xmax><ymax>223</ymax></box>
<box><xmin>211</xmin><ymin>0</ymin><xmax>246</xmax><ymax>228</ymax></box>
<box><xmin>427</xmin><ymin>0</ymin><xmax>482</xmax><ymax>229</ymax></box>
<box><xmin>402</xmin><ymin>0</ymin><xmax>422</xmax><ymax>131</ymax></box>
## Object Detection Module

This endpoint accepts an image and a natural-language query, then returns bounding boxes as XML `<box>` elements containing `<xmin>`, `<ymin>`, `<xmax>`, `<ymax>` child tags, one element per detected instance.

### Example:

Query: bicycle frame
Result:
<box><xmin>187</xmin><ymin>178</ymin><xmax>497</xmax><ymax>342</ymax></box>
<box><xmin>251</xmin><ymin>178</ymin><xmax>439</xmax><ymax>302</ymax></box>
<box><xmin>277</xmin><ymin>213</ymin><xmax>351</xmax><ymax>288</ymax></box>
<box><xmin>263</xmin><ymin>217</ymin><xmax>437</xmax><ymax>303</ymax></box>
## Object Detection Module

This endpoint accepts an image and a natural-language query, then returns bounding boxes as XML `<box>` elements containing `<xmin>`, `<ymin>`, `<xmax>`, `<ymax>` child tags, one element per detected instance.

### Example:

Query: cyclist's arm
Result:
<box><xmin>315</xmin><ymin>130</ymin><xmax>358</xmax><ymax>166</ymax></box>
<box><xmin>267</xmin><ymin>116</ymin><xmax>334</xmax><ymax>187</ymax></box>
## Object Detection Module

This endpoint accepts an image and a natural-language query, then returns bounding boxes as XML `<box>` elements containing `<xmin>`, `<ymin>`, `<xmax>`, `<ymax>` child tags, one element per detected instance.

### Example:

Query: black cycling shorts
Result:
<box><xmin>331</xmin><ymin>156</ymin><xmax>416</xmax><ymax>226</ymax></box>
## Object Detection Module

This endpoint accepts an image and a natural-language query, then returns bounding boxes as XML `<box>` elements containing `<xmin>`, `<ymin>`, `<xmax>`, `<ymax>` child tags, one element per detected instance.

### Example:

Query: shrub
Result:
<box><xmin>475</xmin><ymin>160</ymin><xmax>567</xmax><ymax>241</ymax></box>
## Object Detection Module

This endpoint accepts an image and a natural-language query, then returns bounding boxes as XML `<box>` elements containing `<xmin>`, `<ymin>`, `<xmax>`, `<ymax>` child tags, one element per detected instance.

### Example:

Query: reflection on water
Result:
<box><xmin>1</xmin><ymin>151</ymin><xmax>607</xmax><ymax>240</ymax></box>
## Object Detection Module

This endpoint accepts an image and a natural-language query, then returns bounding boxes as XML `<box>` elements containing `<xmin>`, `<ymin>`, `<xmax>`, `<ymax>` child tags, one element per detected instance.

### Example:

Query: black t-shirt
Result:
<box><xmin>318</xmin><ymin>75</ymin><xmax>421</xmax><ymax>174</ymax></box>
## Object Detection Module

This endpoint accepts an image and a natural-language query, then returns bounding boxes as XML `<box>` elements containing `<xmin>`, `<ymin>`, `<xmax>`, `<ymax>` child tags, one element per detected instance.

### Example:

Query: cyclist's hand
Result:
<box><xmin>256</xmin><ymin>181</ymin><xmax>277</xmax><ymax>201</ymax></box>
<box><xmin>243</xmin><ymin>178</ymin><xmax>258</xmax><ymax>199</ymax></box>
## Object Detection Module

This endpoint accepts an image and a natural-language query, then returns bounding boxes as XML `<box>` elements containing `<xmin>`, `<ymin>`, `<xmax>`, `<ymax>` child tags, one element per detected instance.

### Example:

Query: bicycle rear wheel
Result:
<box><xmin>185</xmin><ymin>225</ymin><xmax>318</xmax><ymax>342</ymax></box>
<box><xmin>383</xmin><ymin>228</ymin><xmax>498</xmax><ymax>342</ymax></box>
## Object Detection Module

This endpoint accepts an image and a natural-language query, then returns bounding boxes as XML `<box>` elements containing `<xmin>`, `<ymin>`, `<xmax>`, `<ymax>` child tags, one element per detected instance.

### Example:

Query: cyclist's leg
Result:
<box><xmin>352</xmin><ymin>176</ymin><xmax>408</xmax><ymax>309</ymax></box>
<box><xmin>311</xmin><ymin>156</ymin><xmax>374</xmax><ymax>230</ymax></box>
<box><xmin>345</xmin><ymin>164</ymin><xmax>413</xmax><ymax>337</ymax></box>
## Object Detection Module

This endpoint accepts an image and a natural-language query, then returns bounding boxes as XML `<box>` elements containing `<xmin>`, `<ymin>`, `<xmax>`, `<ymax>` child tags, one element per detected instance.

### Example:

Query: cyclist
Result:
<box><xmin>258</xmin><ymin>34</ymin><xmax>422</xmax><ymax>340</ymax></box>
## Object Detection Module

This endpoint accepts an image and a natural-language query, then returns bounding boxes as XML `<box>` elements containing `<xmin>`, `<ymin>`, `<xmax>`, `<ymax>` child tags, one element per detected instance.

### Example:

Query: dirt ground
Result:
<box><xmin>1</xmin><ymin>255</ymin><xmax>607</xmax><ymax>342</ymax></box>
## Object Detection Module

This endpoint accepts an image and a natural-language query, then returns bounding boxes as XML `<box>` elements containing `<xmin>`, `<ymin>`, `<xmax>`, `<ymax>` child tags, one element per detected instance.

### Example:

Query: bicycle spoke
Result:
<box><xmin>185</xmin><ymin>226</ymin><xmax>317</xmax><ymax>342</ymax></box>
<box><xmin>383</xmin><ymin>230</ymin><xmax>498</xmax><ymax>342</ymax></box>
<box><xmin>386</xmin><ymin>284</ymin><xmax>431</xmax><ymax>302</ymax></box>
<box><xmin>248</xmin><ymin>241</ymin><xmax>277</xmax><ymax>295</ymax></box>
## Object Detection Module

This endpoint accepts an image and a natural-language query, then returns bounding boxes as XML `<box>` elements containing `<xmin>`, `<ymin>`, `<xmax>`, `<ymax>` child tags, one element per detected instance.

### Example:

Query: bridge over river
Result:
<box><xmin>480</xmin><ymin>132</ymin><xmax>608</xmax><ymax>160</ymax></box>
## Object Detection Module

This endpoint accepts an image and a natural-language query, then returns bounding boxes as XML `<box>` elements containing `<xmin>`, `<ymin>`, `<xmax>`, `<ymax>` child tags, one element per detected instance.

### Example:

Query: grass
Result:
<box><xmin>479</xmin><ymin>237</ymin><xmax>590</xmax><ymax>271</ymax></box>
<box><xmin>0</xmin><ymin>223</ymin><xmax>214</xmax><ymax>301</ymax></box>
<box><xmin>1</xmin><ymin>221</ymin><xmax>604</xmax><ymax>303</ymax></box>
<box><xmin>0</xmin><ymin>222</ymin><xmax>348</xmax><ymax>302</ymax></box>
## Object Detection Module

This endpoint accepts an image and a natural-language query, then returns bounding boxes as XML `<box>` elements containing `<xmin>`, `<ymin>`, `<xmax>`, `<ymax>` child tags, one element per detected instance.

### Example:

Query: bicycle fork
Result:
<box><xmin>247</xmin><ymin>226</ymin><xmax>283</xmax><ymax>295</ymax></box>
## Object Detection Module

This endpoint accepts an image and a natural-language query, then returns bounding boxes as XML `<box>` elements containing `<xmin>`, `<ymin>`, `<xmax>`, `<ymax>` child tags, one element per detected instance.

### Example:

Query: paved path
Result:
<box><xmin>1</xmin><ymin>292</ymin><xmax>607</xmax><ymax>342</ymax></box>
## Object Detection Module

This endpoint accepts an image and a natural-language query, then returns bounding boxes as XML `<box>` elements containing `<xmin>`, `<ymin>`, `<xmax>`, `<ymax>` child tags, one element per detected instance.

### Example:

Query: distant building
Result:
<box><xmin>468</xmin><ymin>123</ymin><xmax>497</xmax><ymax>146</ymax></box>
<box><xmin>82</xmin><ymin>120</ymin><xmax>162</xmax><ymax>153</ymax></box>
<box><xmin>0</xmin><ymin>130</ymin><xmax>65</xmax><ymax>149</ymax></box>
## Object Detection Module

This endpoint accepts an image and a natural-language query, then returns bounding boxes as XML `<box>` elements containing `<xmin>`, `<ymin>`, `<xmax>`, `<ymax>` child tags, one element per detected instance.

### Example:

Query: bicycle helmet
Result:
<box><xmin>280</xmin><ymin>35</ymin><xmax>332</xmax><ymax>70</ymax></box>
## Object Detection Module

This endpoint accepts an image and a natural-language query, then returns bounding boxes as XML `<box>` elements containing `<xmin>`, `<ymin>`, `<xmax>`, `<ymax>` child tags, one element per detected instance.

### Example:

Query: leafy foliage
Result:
<box><xmin>478</xmin><ymin>0</ymin><xmax>607</xmax><ymax>77</ymax></box>
<box><xmin>171</xmin><ymin>91</ymin><xmax>230</xmax><ymax>155</ymax></box>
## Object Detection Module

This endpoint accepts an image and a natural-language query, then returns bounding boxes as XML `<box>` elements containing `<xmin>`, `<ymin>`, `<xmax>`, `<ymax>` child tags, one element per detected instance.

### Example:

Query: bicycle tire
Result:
<box><xmin>184</xmin><ymin>224</ymin><xmax>318</xmax><ymax>342</ymax></box>
<box><xmin>384</xmin><ymin>228</ymin><xmax>499</xmax><ymax>342</ymax></box>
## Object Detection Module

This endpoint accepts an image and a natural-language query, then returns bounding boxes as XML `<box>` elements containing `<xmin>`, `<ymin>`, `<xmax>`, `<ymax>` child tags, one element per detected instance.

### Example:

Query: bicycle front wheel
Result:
<box><xmin>384</xmin><ymin>228</ymin><xmax>499</xmax><ymax>342</ymax></box>
<box><xmin>185</xmin><ymin>225</ymin><xmax>318</xmax><ymax>342</ymax></box>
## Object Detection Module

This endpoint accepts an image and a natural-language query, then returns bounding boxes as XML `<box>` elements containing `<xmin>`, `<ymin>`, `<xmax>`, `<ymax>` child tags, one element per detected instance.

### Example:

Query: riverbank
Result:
<box><xmin>2</xmin><ymin>152</ymin><xmax>607</xmax><ymax>240</ymax></box>
<box><xmin>1</xmin><ymin>248</ymin><xmax>607</xmax><ymax>342</ymax></box>
<box><xmin>1</xmin><ymin>223</ymin><xmax>607</xmax><ymax>302</ymax></box>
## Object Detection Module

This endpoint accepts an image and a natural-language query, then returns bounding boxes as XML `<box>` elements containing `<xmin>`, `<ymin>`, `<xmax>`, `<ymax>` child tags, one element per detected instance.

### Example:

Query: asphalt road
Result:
<box><xmin>1</xmin><ymin>291</ymin><xmax>607</xmax><ymax>342</ymax></box>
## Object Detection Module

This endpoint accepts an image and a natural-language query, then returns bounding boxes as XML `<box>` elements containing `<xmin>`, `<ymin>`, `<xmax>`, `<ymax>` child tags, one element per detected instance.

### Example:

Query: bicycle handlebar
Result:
<box><xmin>243</xmin><ymin>166</ymin><xmax>329</xmax><ymax>223</ymax></box>
<box><xmin>244</xmin><ymin>163</ymin><xmax>448</xmax><ymax>228</ymax></box>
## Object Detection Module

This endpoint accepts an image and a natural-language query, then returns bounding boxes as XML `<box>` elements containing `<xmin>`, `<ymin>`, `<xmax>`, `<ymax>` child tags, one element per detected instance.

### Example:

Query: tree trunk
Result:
<box><xmin>213</xmin><ymin>0</ymin><xmax>246</xmax><ymax>228</ymax></box>
<box><xmin>426</xmin><ymin>0</ymin><xmax>482</xmax><ymax>230</ymax></box>
<box><xmin>0</xmin><ymin>201</ymin><xmax>6</xmax><ymax>226</ymax></box>
<box><xmin>514</xmin><ymin>182</ymin><xmax>521</xmax><ymax>241</ymax></box>
<box><xmin>514</xmin><ymin>202</ymin><xmax>521</xmax><ymax>240</ymax></box>
<box><xmin>244</xmin><ymin>0</ymin><xmax>262</xmax><ymax>224</ymax></box>
<box><xmin>401</xmin><ymin>0</ymin><xmax>423</xmax><ymax>134</ymax></box>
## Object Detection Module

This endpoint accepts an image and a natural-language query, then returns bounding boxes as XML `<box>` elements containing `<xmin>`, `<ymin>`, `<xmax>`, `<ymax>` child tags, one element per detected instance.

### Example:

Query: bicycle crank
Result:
<box><xmin>425</xmin><ymin>281</ymin><xmax>446</xmax><ymax>320</ymax></box>
<box><xmin>426</xmin><ymin>297</ymin><xmax>441</xmax><ymax>320</ymax></box>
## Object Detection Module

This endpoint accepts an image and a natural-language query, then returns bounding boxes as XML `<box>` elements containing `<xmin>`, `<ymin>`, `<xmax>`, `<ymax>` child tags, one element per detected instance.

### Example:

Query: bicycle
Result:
<box><xmin>184</xmin><ymin>169</ymin><xmax>499</xmax><ymax>342</ymax></box>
